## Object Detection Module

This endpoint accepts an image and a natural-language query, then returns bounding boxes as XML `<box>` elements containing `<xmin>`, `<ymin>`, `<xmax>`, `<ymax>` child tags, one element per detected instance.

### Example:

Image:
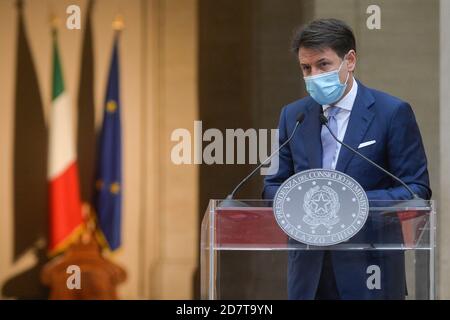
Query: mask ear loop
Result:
<box><xmin>343</xmin><ymin>68</ymin><xmax>350</xmax><ymax>85</ymax></box>
<box><xmin>339</xmin><ymin>53</ymin><xmax>351</xmax><ymax>85</ymax></box>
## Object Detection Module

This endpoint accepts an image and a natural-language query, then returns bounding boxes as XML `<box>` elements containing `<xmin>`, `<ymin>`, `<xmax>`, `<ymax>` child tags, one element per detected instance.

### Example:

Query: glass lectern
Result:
<box><xmin>201</xmin><ymin>200</ymin><xmax>436</xmax><ymax>300</ymax></box>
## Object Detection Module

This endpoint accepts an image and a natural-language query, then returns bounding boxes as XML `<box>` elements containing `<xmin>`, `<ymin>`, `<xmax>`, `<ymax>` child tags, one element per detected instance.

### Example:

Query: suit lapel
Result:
<box><xmin>335</xmin><ymin>81</ymin><xmax>375</xmax><ymax>173</ymax></box>
<box><xmin>300</xmin><ymin>100</ymin><xmax>323</xmax><ymax>169</ymax></box>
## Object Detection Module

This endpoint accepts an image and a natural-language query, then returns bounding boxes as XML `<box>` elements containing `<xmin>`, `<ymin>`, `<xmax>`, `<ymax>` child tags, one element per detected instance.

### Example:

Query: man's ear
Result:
<box><xmin>347</xmin><ymin>50</ymin><xmax>357</xmax><ymax>72</ymax></box>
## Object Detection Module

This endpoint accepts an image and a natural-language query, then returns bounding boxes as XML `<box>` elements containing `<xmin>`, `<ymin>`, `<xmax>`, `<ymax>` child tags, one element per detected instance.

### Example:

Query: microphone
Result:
<box><xmin>319</xmin><ymin>110</ymin><xmax>421</xmax><ymax>200</ymax></box>
<box><xmin>223</xmin><ymin>112</ymin><xmax>305</xmax><ymax>204</ymax></box>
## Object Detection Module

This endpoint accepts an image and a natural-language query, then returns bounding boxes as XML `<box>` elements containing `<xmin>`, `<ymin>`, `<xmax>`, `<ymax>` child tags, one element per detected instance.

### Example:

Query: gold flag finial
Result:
<box><xmin>112</xmin><ymin>14</ymin><xmax>125</xmax><ymax>31</ymax></box>
<box><xmin>50</xmin><ymin>14</ymin><xmax>60</xmax><ymax>30</ymax></box>
<box><xmin>50</xmin><ymin>14</ymin><xmax>61</xmax><ymax>39</ymax></box>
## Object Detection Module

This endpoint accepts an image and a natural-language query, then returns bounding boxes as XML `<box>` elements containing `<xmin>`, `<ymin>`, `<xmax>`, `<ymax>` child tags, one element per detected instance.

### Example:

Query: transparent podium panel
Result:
<box><xmin>200</xmin><ymin>200</ymin><xmax>436</xmax><ymax>300</ymax></box>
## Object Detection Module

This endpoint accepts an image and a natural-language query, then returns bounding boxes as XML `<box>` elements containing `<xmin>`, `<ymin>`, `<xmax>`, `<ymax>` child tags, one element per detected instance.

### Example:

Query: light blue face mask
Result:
<box><xmin>304</xmin><ymin>58</ymin><xmax>350</xmax><ymax>105</ymax></box>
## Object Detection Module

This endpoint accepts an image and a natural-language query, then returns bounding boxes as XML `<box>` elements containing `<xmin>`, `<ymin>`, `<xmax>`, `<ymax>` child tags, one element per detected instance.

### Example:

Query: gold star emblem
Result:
<box><xmin>106</xmin><ymin>100</ymin><xmax>117</xmax><ymax>113</ymax></box>
<box><xmin>110</xmin><ymin>182</ymin><xmax>120</xmax><ymax>194</ymax></box>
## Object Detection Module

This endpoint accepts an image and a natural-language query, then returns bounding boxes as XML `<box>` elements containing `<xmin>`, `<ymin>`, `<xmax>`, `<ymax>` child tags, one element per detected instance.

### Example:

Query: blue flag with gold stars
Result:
<box><xmin>94</xmin><ymin>35</ymin><xmax>122</xmax><ymax>251</ymax></box>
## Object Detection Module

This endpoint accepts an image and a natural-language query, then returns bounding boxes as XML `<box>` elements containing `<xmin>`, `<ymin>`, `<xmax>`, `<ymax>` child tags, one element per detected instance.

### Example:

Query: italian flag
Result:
<box><xmin>48</xmin><ymin>30</ymin><xmax>83</xmax><ymax>254</ymax></box>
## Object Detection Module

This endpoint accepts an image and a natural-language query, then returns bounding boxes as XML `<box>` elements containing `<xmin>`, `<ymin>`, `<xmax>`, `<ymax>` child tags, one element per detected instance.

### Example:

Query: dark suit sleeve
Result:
<box><xmin>366</xmin><ymin>102</ymin><xmax>432</xmax><ymax>200</ymax></box>
<box><xmin>262</xmin><ymin>107</ymin><xmax>295</xmax><ymax>200</ymax></box>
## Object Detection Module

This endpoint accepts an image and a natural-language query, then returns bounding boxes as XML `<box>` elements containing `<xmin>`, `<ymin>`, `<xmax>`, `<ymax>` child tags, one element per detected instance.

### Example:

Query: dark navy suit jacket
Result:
<box><xmin>263</xmin><ymin>80</ymin><xmax>431</xmax><ymax>300</ymax></box>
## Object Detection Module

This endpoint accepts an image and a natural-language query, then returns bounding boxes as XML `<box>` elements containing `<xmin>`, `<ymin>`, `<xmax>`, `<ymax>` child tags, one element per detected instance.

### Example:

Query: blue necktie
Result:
<box><xmin>321</xmin><ymin>106</ymin><xmax>340</xmax><ymax>169</ymax></box>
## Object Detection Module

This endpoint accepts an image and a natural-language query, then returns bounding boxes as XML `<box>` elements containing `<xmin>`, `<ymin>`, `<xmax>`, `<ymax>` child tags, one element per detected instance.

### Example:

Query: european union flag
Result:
<box><xmin>94</xmin><ymin>35</ymin><xmax>122</xmax><ymax>251</ymax></box>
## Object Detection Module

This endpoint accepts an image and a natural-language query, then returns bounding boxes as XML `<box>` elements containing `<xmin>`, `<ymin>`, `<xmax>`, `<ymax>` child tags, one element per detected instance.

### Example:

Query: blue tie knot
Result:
<box><xmin>327</xmin><ymin>106</ymin><xmax>340</xmax><ymax>118</ymax></box>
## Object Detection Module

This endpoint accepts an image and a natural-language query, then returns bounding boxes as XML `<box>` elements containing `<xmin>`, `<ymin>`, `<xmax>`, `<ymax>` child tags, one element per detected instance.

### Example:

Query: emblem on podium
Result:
<box><xmin>273</xmin><ymin>169</ymin><xmax>369</xmax><ymax>246</ymax></box>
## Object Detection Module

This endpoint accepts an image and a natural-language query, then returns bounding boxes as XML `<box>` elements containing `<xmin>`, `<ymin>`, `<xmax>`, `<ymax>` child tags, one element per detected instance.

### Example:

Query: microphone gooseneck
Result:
<box><xmin>226</xmin><ymin>112</ymin><xmax>305</xmax><ymax>200</ymax></box>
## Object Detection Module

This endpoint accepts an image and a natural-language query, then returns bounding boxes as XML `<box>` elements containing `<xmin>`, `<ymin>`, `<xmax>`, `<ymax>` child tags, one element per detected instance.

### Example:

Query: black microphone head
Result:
<box><xmin>319</xmin><ymin>106</ymin><xmax>324</xmax><ymax>114</ymax></box>
<box><xmin>296</xmin><ymin>113</ymin><xmax>305</xmax><ymax>124</ymax></box>
<box><xmin>319</xmin><ymin>113</ymin><xmax>328</xmax><ymax>125</ymax></box>
<box><xmin>318</xmin><ymin>107</ymin><xmax>327</xmax><ymax>124</ymax></box>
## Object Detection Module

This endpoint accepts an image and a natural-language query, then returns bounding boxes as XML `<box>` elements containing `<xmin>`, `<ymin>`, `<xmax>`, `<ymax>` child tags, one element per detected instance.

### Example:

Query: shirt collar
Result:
<box><xmin>323</xmin><ymin>77</ymin><xmax>358</xmax><ymax>112</ymax></box>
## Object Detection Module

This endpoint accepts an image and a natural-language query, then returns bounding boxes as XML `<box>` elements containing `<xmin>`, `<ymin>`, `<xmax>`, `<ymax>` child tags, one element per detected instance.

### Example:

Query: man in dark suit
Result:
<box><xmin>263</xmin><ymin>18</ymin><xmax>431</xmax><ymax>300</ymax></box>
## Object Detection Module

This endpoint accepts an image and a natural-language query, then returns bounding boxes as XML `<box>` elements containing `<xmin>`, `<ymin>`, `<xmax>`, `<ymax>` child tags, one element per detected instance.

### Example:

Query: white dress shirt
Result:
<box><xmin>322</xmin><ymin>77</ymin><xmax>358</xmax><ymax>169</ymax></box>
